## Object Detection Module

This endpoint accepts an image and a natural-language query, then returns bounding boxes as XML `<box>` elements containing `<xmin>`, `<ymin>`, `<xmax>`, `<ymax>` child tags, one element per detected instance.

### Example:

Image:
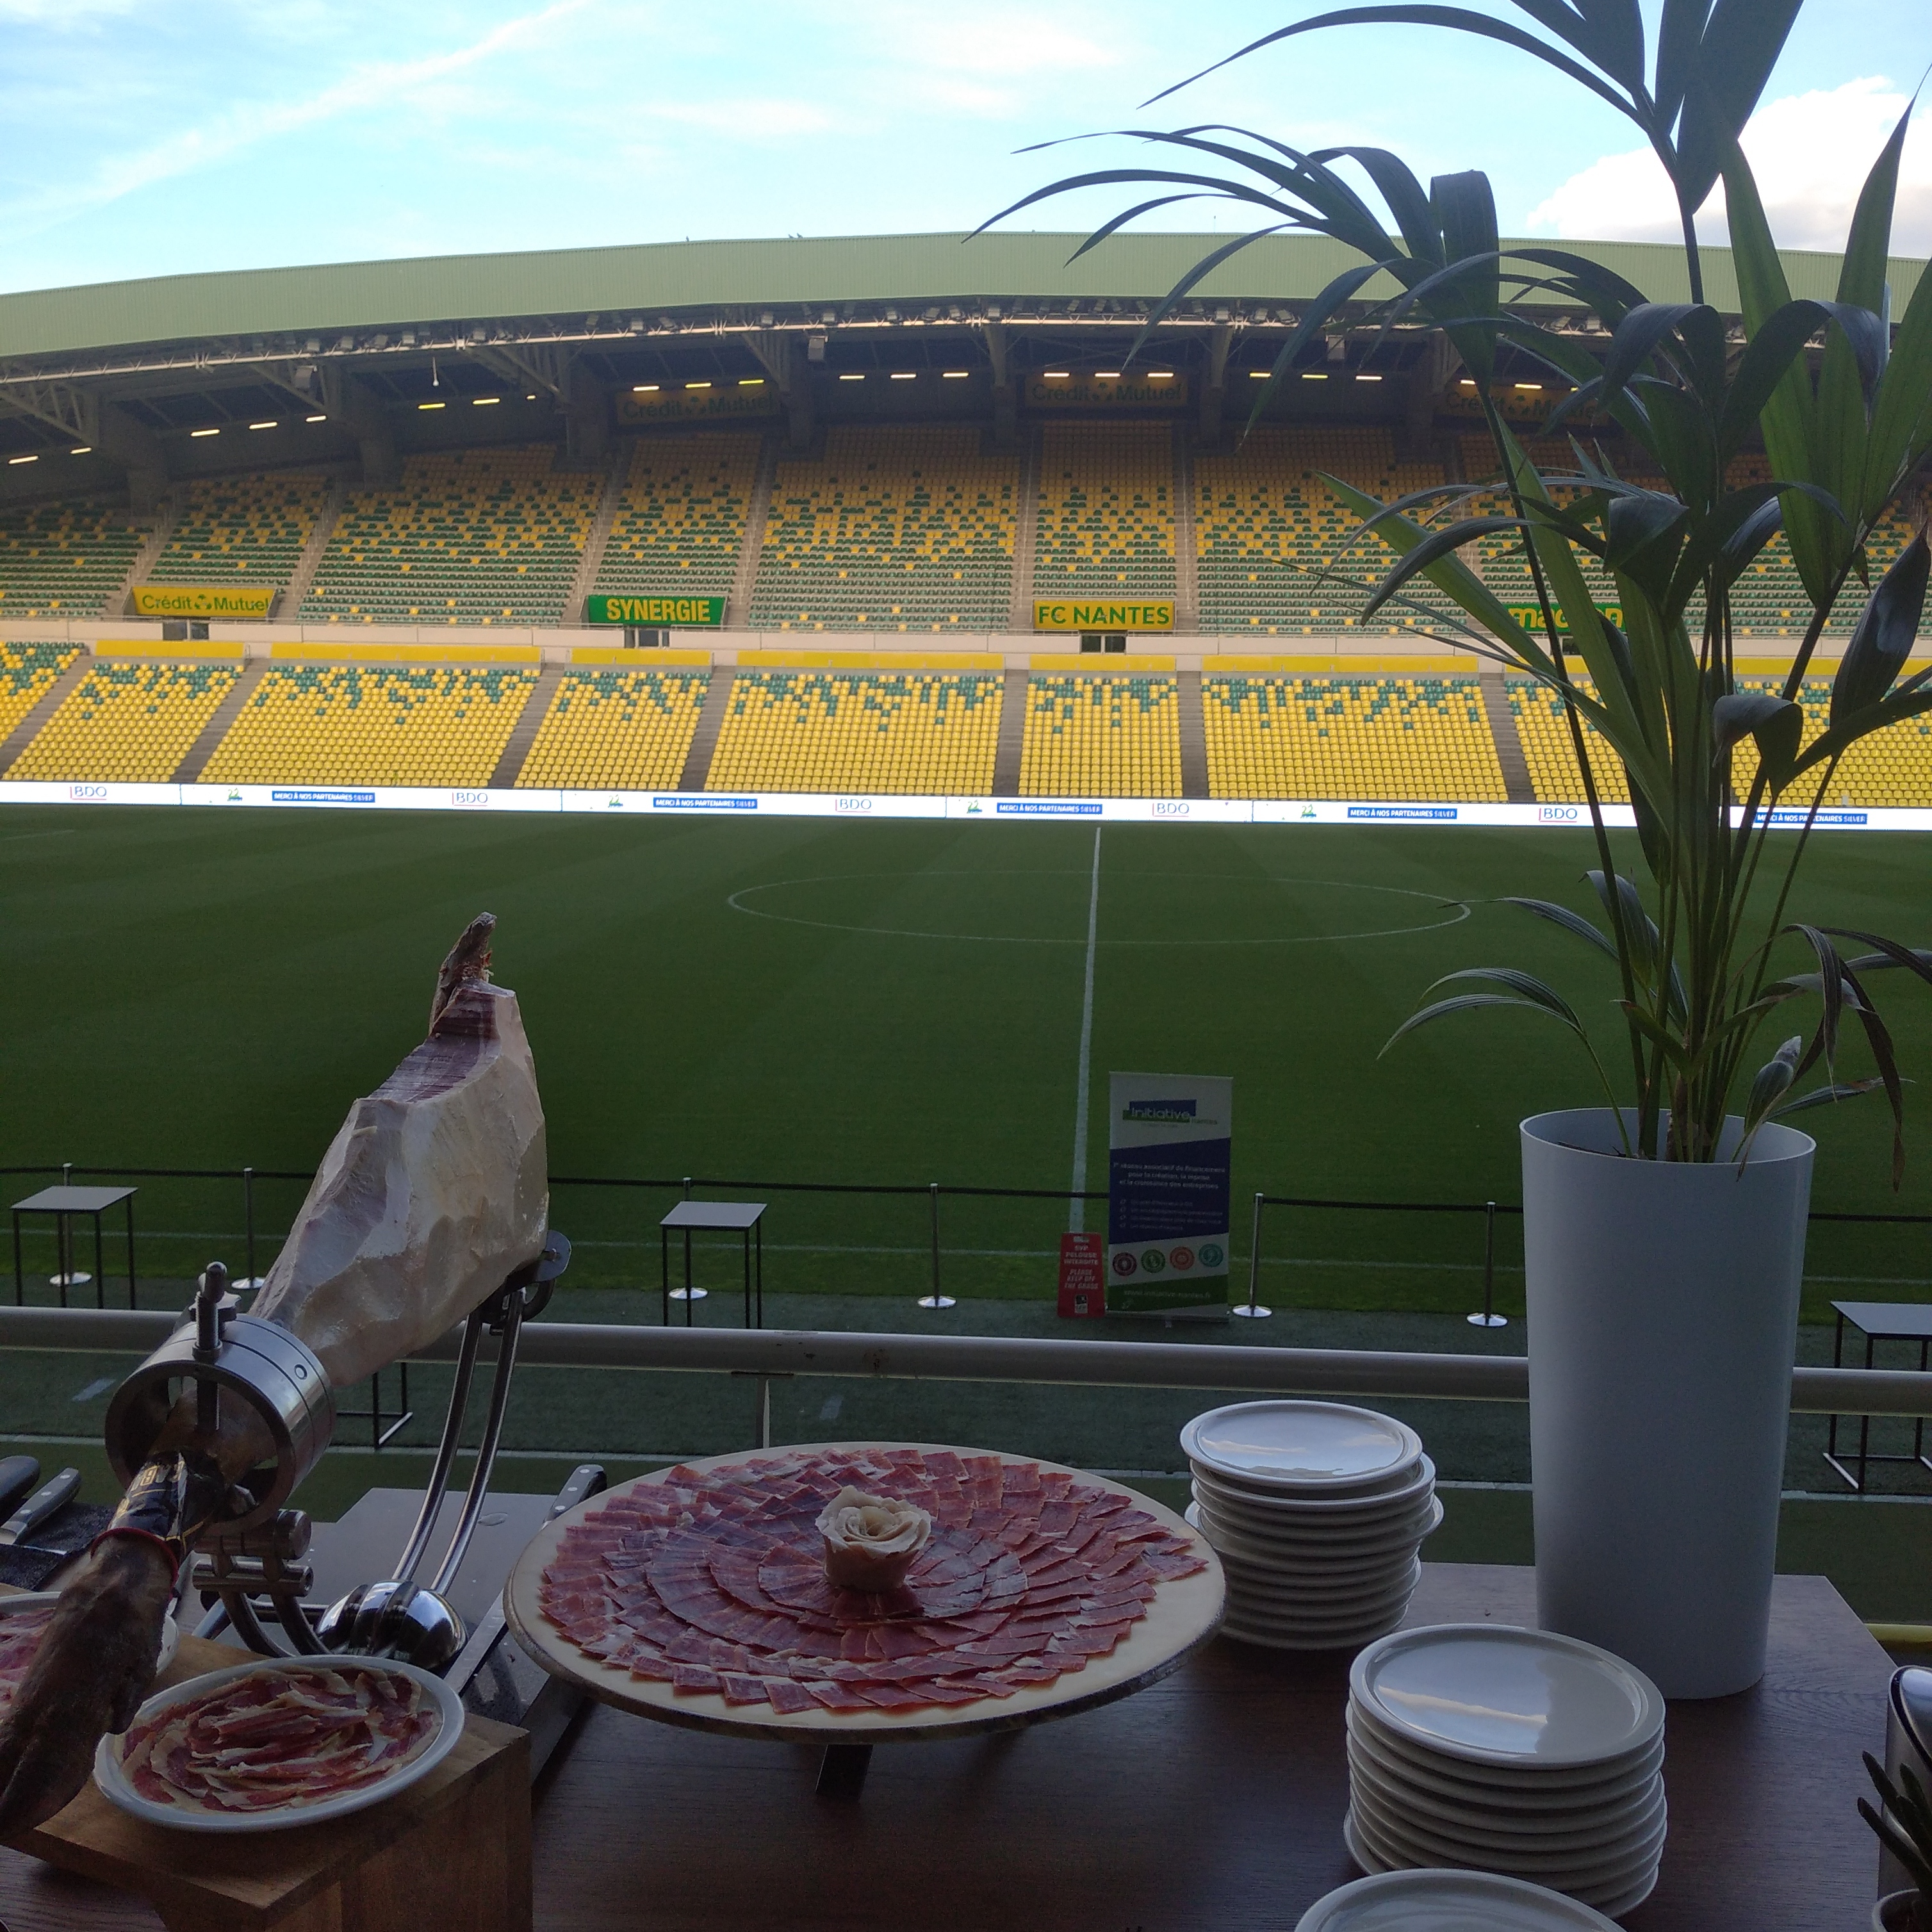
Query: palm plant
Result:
<box><xmin>987</xmin><ymin>0</ymin><xmax>1932</xmax><ymax>1170</ymax></box>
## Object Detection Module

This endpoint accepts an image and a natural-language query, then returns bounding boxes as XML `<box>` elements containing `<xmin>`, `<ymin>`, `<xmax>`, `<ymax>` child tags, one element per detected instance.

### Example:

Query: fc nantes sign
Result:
<box><xmin>132</xmin><ymin>584</ymin><xmax>276</xmax><ymax>619</ymax></box>
<box><xmin>1034</xmin><ymin>600</ymin><xmax>1174</xmax><ymax>632</ymax></box>
<box><xmin>586</xmin><ymin>594</ymin><xmax>725</xmax><ymax>628</ymax></box>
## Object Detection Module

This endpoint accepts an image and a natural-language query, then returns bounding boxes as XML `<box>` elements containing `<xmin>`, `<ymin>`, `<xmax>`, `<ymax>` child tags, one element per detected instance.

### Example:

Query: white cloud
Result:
<box><xmin>1</xmin><ymin>0</ymin><xmax>595</xmax><ymax>238</ymax></box>
<box><xmin>1527</xmin><ymin>77</ymin><xmax>1932</xmax><ymax>254</ymax></box>
<box><xmin>653</xmin><ymin>98</ymin><xmax>837</xmax><ymax>139</ymax></box>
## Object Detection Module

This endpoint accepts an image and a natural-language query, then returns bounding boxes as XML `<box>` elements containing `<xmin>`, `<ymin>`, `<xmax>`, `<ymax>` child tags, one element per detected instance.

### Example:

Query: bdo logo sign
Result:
<box><xmin>68</xmin><ymin>783</ymin><xmax>108</xmax><ymax>801</ymax></box>
<box><xmin>1539</xmin><ymin>805</ymin><xmax>1580</xmax><ymax>823</ymax></box>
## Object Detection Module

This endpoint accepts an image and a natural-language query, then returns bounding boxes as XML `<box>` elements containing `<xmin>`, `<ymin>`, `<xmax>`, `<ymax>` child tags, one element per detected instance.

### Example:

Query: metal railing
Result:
<box><xmin>4</xmin><ymin>1306</ymin><xmax>1928</xmax><ymax>1420</ymax></box>
<box><xmin>6</xmin><ymin>1161</ymin><xmax>1929</xmax><ymax>1313</ymax></box>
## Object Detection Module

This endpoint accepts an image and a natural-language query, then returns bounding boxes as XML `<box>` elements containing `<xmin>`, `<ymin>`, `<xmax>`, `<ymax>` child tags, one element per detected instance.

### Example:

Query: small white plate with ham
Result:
<box><xmin>94</xmin><ymin>1657</ymin><xmax>463</xmax><ymax>1833</ymax></box>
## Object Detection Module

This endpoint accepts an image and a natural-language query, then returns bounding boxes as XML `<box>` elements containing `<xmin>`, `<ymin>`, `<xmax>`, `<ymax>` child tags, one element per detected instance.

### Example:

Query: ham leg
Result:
<box><xmin>0</xmin><ymin>916</ymin><xmax>546</xmax><ymax>1833</ymax></box>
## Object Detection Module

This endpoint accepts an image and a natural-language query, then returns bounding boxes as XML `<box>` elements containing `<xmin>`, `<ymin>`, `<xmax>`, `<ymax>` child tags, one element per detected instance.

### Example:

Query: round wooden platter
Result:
<box><xmin>503</xmin><ymin>1441</ymin><xmax>1225</xmax><ymax>1746</ymax></box>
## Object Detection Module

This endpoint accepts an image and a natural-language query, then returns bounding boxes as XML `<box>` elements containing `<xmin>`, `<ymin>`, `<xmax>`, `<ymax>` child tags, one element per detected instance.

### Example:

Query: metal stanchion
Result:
<box><xmin>1231</xmin><ymin>1190</ymin><xmax>1272</xmax><ymax>1318</ymax></box>
<box><xmin>1468</xmin><ymin>1199</ymin><xmax>1507</xmax><ymax>1328</ymax></box>
<box><xmin>235</xmin><ymin>1167</ymin><xmax>266</xmax><ymax>1291</ymax></box>
<box><xmin>917</xmin><ymin>1181</ymin><xmax>954</xmax><ymax>1309</ymax></box>
<box><xmin>49</xmin><ymin>1161</ymin><xmax>91</xmax><ymax>1293</ymax></box>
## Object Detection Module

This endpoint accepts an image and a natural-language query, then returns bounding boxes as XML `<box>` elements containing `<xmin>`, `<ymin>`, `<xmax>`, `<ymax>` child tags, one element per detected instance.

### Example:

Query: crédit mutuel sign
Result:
<box><xmin>131</xmin><ymin>585</ymin><xmax>277</xmax><ymax>618</ymax></box>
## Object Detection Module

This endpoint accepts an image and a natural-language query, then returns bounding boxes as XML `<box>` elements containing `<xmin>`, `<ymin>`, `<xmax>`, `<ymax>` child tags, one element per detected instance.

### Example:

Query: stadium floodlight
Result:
<box><xmin>249</xmin><ymin>420</ymin><xmax>277</xmax><ymax>430</ymax></box>
<box><xmin>941</xmin><ymin>370</ymin><xmax>969</xmax><ymax>379</ymax></box>
<box><xmin>7</xmin><ymin>453</ymin><xmax>38</xmax><ymax>464</ymax></box>
<box><xmin>1097</xmin><ymin>370</ymin><xmax>1120</xmax><ymax>379</ymax></box>
<box><xmin>190</xmin><ymin>427</ymin><xmax>220</xmax><ymax>437</ymax></box>
<box><xmin>738</xmin><ymin>377</ymin><xmax>763</xmax><ymax>386</ymax></box>
<box><xmin>1150</xmin><ymin>371</ymin><xmax>1174</xmax><ymax>381</ymax></box>
<box><xmin>634</xmin><ymin>384</ymin><xmax>660</xmax><ymax>393</ymax></box>
<box><xmin>306</xmin><ymin>414</ymin><xmax>327</xmax><ymax>423</ymax></box>
<box><xmin>839</xmin><ymin>373</ymin><xmax>865</xmax><ymax>382</ymax></box>
<box><xmin>1248</xmin><ymin>370</ymin><xmax>1266</xmax><ymax>379</ymax></box>
<box><xmin>890</xmin><ymin>371</ymin><xmax>917</xmax><ymax>381</ymax></box>
<box><xmin>69</xmin><ymin>446</ymin><xmax>91</xmax><ymax>455</ymax></box>
<box><xmin>760</xmin><ymin>311</ymin><xmax>773</xmax><ymax>326</ymax></box>
<box><xmin>473</xmin><ymin>397</ymin><xmax>500</xmax><ymax>406</ymax></box>
<box><xmin>1357</xmin><ymin>373</ymin><xmax>1382</xmax><ymax>382</ymax></box>
<box><xmin>1044</xmin><ymin>370</ymin><xmax>1069</xmax><ymax>379</ymax></box>
<box><xmin>1301</xmin><ymin>372</ymin><xmax>1328</xmax><ymax>381</ymax></box>
<box><xmin>1514</xmin><ymin>382</ymin><xmax>1543</xmax><ymax>392</ymax></box>
<box><xmin>685</xmin><ymin>381</ymin><xmax>711</xmax><ymax>390</ymax></box>
<box><xmin>418</xmin><ymin>400</ymin><xmax>445</xmax><ymax>411</ymax></box>
<box><xmin>525</xmin><ymin>393</ymin><xmax>537</xmax><ymax>400</ymax></box>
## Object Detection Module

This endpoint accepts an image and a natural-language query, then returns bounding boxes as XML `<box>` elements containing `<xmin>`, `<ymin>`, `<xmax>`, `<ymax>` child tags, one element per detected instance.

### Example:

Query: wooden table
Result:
<box><xmin>0</xmin><ymin>1564</ymin><xmax>1892</xmax><ymax>1930</ymax></box>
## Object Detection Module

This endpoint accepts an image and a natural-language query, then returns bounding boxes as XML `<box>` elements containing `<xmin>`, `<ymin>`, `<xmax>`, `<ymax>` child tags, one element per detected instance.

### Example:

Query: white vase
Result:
<box><xmin>1876</xmin><ymin>1892</ymin><xmax>1926</xmax><ymax>1931</ymax></box>
<box><xmin>1520</xmin><ymin>1108</ymin><xmax>1814</xmax><ymax>1699</ymax></box>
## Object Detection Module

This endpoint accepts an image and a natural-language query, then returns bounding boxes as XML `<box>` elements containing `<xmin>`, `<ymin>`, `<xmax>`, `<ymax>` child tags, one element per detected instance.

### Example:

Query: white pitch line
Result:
<box><xmin>1068</xmin><ymin>826</ymin><xmax>1102</xmax><ymax>1233</ymax></box>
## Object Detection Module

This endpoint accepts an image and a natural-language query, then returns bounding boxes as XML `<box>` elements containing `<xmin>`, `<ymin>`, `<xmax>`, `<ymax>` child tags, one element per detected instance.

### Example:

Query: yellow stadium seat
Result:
<box><xmin>516</xmin><ymin>669</ymin><xmax>710</xmax><ymax>790</ymax></box>
<box><xmin>1020</xmin><ymin>675</ymin><xmax>1181</xmax><ymax>797</ymax></box>
<box><xmin>10</xmin><ymin>662</ymin><xmax>238</xmax><ymax>782</ymax></box>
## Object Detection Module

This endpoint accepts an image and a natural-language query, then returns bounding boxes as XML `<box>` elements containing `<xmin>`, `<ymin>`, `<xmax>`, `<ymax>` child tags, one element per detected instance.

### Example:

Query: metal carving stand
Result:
<box><xmin>104</xmin><ymin>1236</ymin><xmax>573</xmax><ymax>1676</ymax></box>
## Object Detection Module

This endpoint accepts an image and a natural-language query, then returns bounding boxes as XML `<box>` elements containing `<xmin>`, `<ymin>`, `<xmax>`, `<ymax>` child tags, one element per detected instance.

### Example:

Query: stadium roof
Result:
<box><xmin>2</xmin><ymin>230</ymin><xmax>1924</xmax><ymax>363</ymax></box>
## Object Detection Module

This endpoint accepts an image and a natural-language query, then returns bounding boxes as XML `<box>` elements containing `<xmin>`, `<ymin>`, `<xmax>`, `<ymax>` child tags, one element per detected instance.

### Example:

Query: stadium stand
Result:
<box><xmin>0</xmin><ymin>641</ymin><xmax>80</xmax><ymax>746</ymax></box>
<box><xmin>1506</xmin><ymin>676</ymin><xmax>1631</xmax><ymax>803</ymax></box>
<box><xmin>147</xmin><ymin>471</ymin><xmax>331</xmax><ymax>589</ymax></box>
<box><xmin>1020</xmin><ymin>674</ymin><xmax>1181</xmax><ymax>797</ymax></box>
<box><xmin>1203</xmin><ymin>673</ymin><xmax>1507</xmax><ymax>800</ymax></box>
<box><xmin>1733</xmin><ymin>676</ymin><xmax>1932</xmax><ymax>809</ymax></box>
<box><xmin>593</xmin><ymin>434</ymin><xmax>758</xmax><ymax>605</ymax></box>
<box><xmin>299</xmin><ymin>448</ymin><xmax>602</xmax><ymax>626</ymax></box>
<box><xmin>1196</xmin><ymin>427</ymin><xmax>1455</xmax><ymax>635</ymax></box>
<box><xmin>748</xmin><ymin>427</ymin><xmax>1015</xmax><ymax>632</ymax></box>
<box><xmin>8</xmin><ymin>661</ymin><xmax>238</xmax><ymax>781</ymax></box>
<box><xmin>201</xmin><ymin>664</ymin><xmax>538</xmax><ymax>786</ymax></box>
<box><xmin>0</xmin><ymin>498</ymin><xmax>148</xmax><ymax>620</ymax></box>
<box><xmin>1034</xmin><ymin>423</ymin><xmax>1175</xmax><ymax>602</ymax></box>
<box><xmin>705</xmin><ymin>670</ymin><xmax>1002</xmax><ymax>793</ymax></box>
<box><xmin>514</xmin><ymin>668</ymin><xmax>710</xmax><ymax>791</ymax></box>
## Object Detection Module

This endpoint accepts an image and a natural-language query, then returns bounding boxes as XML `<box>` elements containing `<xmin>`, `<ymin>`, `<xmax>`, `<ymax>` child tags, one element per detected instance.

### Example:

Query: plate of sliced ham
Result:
<box><xmin>93</xmin><ymin>1657</ymin><xmax>463</xmax><ymax>1833</ymax></box>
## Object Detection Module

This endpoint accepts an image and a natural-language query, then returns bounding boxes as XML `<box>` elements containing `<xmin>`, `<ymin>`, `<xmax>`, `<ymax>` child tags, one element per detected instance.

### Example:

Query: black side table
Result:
<box><xmin>1825</xmin><ymin>1298</ymin><xmax>1932</xmax><ymax>1491</ymax></box>
<box><xmin>12</xmin><ymin>1186</ymin><xmax>137</xmax><ymax>1309</ymax></box>
<box><xmin>660</xmin><ymin>1201</ymin><xmax>765</xmax><ymax>1328</ymax></box>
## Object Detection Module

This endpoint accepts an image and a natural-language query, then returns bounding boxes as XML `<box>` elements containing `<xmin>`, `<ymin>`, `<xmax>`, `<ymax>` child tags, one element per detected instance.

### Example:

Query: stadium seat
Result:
<box><xmin>299</xmin><ymin>447</ymin><xmax>602</xmax><ymax>626</ymax></box>
<box><xmin>1035</xmin><ymin>423</ymin><xmax>1175</xmax><ymax>602</ymax></box>
<box><xmin>201</xmin><ymin>665</ymin><xmax>538</xmax><ymax>786</ymax></box>
<box><xmin>1505</xmin><ymin>676</ymin><xmax>1630</xmax><ymax>803</ymax></box>
<box><xmin>1196</xmin><ymin>427</ymin><xmax>1453</xmax><ymax>635</ymax></box>
<box><xmin>1020</xmin><ymin>675</ymin><xmax>1181</xmax><ymax>797</ymax></box>
<box><xmin>147</xmin><ymin>471</ymin><xmax>331</xmax><ymax>591</ymax></box>
<box><xmin>706</xmin><ymin>671</ymin><xmax>1003</xmax><ymax>792</ymax></box>
<box><xmin>0</xmin><ymin>641</ymin><xmax>81</xmax><ymax>753</ymax></box>
<box><xmin>0</xmin><ymin>498</ymin><xmax>148</xmax><ymax>619</ymax></box>
<box><xmin>9</xmin><ymin>661</ymin><xmax>239</xmax><ymax>781</ymax></box>
<box><xmin>748</xmin><ymin>427</ymin><xmax>1016</xmax><ymax>632</ymax></box>
<box><xmin>594</xmin><ymin>434</ymin><xmax>758</xmax><ymax>606</ymax></box>
<box><xmin>1733</xmin><ymin>675</ymin><xmax>1932</xmax><ymax>808</ymax></box>
<box><xmin>516</xmin><ymin>669</ymin><xmax>711</xmax><ymax>790</ymax></box>
<box><xmin>1202</xmin><ymin>675</ymin><xmax>1507</xmax><ymax>799</ymax></box>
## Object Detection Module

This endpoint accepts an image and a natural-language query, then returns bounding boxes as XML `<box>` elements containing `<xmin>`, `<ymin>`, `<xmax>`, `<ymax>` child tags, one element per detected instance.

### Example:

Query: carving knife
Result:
<box><xmin>0</xmin><ymin>1456</ymin><xmax>40</xmax><ymax>1525</ymax></box>
<box><xmin>0</xmin><ymin>1467</ymin><xmax>80</xmax><ymax>1548</ymax></box>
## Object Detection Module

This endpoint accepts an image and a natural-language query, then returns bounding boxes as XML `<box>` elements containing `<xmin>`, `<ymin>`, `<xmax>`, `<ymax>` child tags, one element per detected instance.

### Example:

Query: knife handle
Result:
<box><xmin>1</xmin><ymin>1466</ymin><xmax>80</xmax><ymax>1547</ymax></box>
<box><xmin>0</xmin><ymin>1455</ymin><xmax>40</xmax><ymax>1524</ymax></box>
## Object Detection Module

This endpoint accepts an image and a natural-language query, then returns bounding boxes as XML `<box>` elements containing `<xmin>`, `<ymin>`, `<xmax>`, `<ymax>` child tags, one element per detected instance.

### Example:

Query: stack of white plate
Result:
<box><xmin>1294</xmin><ymin>1869</ymin><xmax>1626</xmax><ymax>1931</ymax></box>
<box><xmin>1345</xmin><ymin>1624</ymin><xmax>1667</xmax><ymax>1919</ymax></box>
<box><xmin>1179</xmin><ymin>1400</ymin><xmax>1440</xmax><ymax>1650</ymax></box>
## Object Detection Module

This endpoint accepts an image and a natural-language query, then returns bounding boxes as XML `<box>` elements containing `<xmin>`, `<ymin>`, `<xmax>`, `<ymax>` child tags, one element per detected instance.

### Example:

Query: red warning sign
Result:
<box><xmin>1058</xmin><ymin>1232</ymin><xmax>1106</xmax><ymax>1318</ymax></box>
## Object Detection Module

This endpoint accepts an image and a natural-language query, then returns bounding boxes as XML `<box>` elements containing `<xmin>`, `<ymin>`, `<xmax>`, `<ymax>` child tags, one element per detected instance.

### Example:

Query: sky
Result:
<box><xmin>1</xmin><ymin>0</ymin><xmax>1929</xmax><ymax>295</ymax></box>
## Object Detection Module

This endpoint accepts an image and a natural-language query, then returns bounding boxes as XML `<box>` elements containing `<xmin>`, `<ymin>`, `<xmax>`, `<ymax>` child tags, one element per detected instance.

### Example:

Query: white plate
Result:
<box><xmin>1352</xmin><ymin>1774</ymin><xmax>1668</xmax><ymax>1878</ymax></box>
<box><xmin>1346</xmin><ymin>1710</ymin><xmax>1666</xmax><ymax>1817</ymax></box>
<box><xmin>1188</xmin><ymin>1498</ymin><xmax>1444</xmax><ymax>1573</ymax></box>
<box><xmin>1190</xmin><ymin>1456</ymin><xmax>1436</xmax><ymax>1520</ymax></box>
<box><xmin>1226</xmin><ymin>1562</ymin><xmax>1421</xmax><ymax>1623</ymax></box>
<box><xmin>1222</xmin><ymin>1606</ymin><xmax>1410</xmax><ymax>1652</ymax></box>
<box><xmin>1190</xmin><ymin>1492</ymin><xmax>1443</xmax><ymax>1558</ymax></box>
<box><xmin>1345</xmin><ymin>1785</ymin><xmax>1661</xmax><ymax>1893</ymax></box>
<box><xmin>1181</xmin><ymin>1402</ymin><xmax>1423</xmax><ymax>1492</ymax></box>
<box><xmin>94</xmin><ymin>1657</ymin><xmax>463</xmax><ymax>1834</ymax></box>
<box><xmin>1295</xmin><ymin>1867</ymin><xmax>1627</xmax><ymax>1932</ymax></box>
<box><xmin>1348</xmin><ymin>1699</ymin><xmax>1666</xmax><ymax>1794</ymax></box>
<box><xmin>1352</xmin><ymin>1625</ymin><xmax>1665</xmax><ymax>1771</ymax></box>
<box><xmin>1347</xmin><ymin>1748</ymin><xmax>1664</xmax><ymax>1853</ymax></box>
<box><xmin>0</xmin><ymin>1591</ymin><xmax>180</xmax><ymax>1692</ymax></box>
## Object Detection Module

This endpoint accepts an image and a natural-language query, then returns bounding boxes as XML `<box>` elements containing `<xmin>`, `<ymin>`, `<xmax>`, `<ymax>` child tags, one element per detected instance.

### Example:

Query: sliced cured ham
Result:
<box><xmin>0</xmin><ymin>1606</ymin><xmax>56</xmax><ymax>1723</ymax></box>
<box><xmin>539</xmin><ymin>1448</ymin><xmax>1208</xmax><ymax>1718</ymax></box>
<box><xmin>117</xmin><ymin>1664</ymin><xmax>439</xmax><ymax>1815</ymax></box>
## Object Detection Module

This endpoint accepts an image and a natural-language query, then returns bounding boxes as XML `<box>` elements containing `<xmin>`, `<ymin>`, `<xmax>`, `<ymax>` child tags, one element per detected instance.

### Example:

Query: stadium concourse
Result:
<box><xmin>0</xmin><ymin>230</ymin><xmax>1928</xmax><ymax>810</ymax></box>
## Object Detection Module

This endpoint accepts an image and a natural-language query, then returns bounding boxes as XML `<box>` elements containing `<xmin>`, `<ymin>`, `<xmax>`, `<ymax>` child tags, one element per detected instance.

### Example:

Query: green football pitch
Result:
<box><xmin>4</xmin><ymin>803</ymin><xmax>1930</xmax><ymax>1322</ymax></box>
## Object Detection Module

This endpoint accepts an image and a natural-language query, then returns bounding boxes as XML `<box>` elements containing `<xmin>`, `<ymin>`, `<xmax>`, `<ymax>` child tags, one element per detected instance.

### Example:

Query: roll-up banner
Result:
<box><xmin>1105</xmin><ymin>1072</ymin><xmax>1232</xmax><ymax>1315</ymax></box>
